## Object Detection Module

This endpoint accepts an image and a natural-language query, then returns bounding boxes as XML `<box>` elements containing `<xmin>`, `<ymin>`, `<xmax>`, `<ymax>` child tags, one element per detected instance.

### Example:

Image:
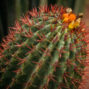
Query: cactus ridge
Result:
<box><xmin>0</xmin><ymin>5</ymin><xmax>89</xmax><ymax>89</ymax></box>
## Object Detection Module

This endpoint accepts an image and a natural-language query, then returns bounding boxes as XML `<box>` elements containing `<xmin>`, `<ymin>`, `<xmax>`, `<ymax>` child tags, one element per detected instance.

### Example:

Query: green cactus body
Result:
<box><xmin>0</xmin><ymin>6</ymin><xmax>88</xmax><ymax>89</ymax></box>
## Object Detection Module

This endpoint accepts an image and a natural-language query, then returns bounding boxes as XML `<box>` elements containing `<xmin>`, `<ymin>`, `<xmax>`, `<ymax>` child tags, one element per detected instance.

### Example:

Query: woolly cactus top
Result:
<box><xmin>0</xmin><ymin>5</ymin><xmax>89</xmax><ymax>89</ymax></box>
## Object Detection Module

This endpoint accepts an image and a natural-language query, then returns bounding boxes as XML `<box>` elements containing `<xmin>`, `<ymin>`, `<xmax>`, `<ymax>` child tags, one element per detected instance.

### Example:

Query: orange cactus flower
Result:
<box><xmin>69</xmin><ymin>14</ymin><xmax>76</xmax><ymax>22</ymax></box>
<box><xmin>62</xmin><ymin>13</ymin><xmax>76</xmax><ymax>23</ymax></box>
<box><xmin>63</xmin><ymin>17</ymin><xmax>69</xmax><ymax>23</ymax></box>
<box><xmin>62</xmin><ymin>13</ymin><xmax>69</xmax><ymax>18</ymax></box>
<box><xmin>62</xmin><ymin>13</ymin><xmax>69</xmax><ymax>23</ymax></box>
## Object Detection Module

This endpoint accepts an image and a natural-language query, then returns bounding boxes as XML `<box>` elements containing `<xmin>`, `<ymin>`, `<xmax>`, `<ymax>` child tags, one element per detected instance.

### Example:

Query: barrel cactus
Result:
<box><xmin>0</xmin><ymin>5</ymin><xmax>88</xmax><ymax>89</ymax></box>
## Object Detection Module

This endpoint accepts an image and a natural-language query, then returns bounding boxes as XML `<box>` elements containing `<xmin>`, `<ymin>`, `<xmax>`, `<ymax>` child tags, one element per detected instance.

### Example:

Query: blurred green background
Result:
<box><xmin>0</xmin><ymin>0</ymin><xmax>88</xmax><ymax>41</ymax></box>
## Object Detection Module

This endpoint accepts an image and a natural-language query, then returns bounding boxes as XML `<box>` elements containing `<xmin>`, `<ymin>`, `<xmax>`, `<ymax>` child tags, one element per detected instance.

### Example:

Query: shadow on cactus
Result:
<box><xmin>0</xmin><ymin>5</ymin><xmax>89</xmax><ymax>89</ymax></box>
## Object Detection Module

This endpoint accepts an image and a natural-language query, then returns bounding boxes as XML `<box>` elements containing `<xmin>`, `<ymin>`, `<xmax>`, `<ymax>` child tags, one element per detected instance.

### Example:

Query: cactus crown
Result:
<box><xmin>0</xmin><ymin>5</ymin><xmax>88</xmax><ymax>89</ymax></box>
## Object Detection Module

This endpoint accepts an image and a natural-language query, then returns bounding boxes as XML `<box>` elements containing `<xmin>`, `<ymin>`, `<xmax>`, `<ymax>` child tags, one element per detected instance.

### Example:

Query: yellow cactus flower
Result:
<box><xmin>68</xmin><ymin>18</ymin><xmax>81</xmax><ymax>30</ymax></box>
<box><xmin>68</xmin><ymin>21</ymin><xmax>75</xmax><ymax>29</ymax></box>
<box><xmin>74</xmin><ymin>18</ymin><xmax>81</xmax><ymax>28</ymax></box>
